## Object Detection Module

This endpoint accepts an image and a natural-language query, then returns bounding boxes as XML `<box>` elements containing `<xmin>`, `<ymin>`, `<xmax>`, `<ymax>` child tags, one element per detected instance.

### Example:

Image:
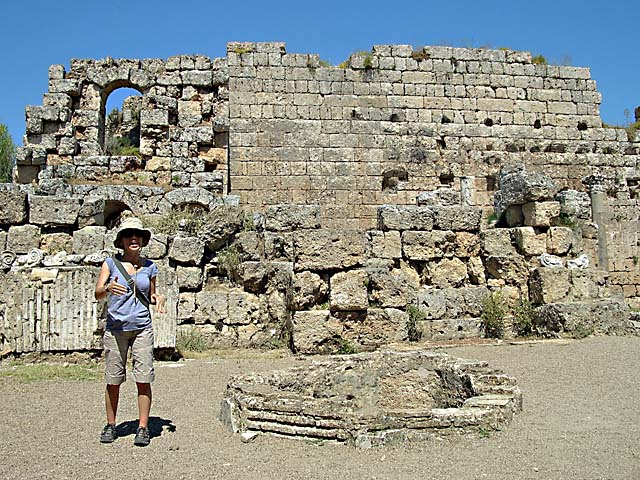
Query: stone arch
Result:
<box><xmin>100</xmin><ymin>81</ymin><xmax>146</xmax><ymax>153</ymax></box>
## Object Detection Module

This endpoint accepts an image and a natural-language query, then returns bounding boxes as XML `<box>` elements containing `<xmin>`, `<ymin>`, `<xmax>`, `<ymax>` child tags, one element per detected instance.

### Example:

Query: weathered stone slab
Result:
<box><xmin>494</xmin><ymin>165</ymin><xmax>558</xmax><ymax>217</ymax></box>
<box><xmin>430</xmin><ymin>206</ymin><xmax>481</xmax><ymax>232</ymax></box>
<box><xmin>290</xmin><ymin>271</ymin><xmax>328</xmax><ymax>310</ymax></box>
<box><xmin>40</xmin><ymin>233</ymin><xmax>73</xmax><ymax>255</ymax></box>
<box><xmin>424</xmin><ymin>258</ymin><xmax>468</xmax><ymax>288</ymax></box>
<box><xmin>367</xmin><ymin>265</ymin><xmax>419</xmax><ymax>308</ymax></box>
<box><xmin>7</xmin><ymin>225</ymin><xmax>41</xmax><ymax>254</ymax></box>
<box><xmin>533</xmin><ymin>299</ymin><xmax>632</xmax><ymax>337</ymax></box>
<box><xmin>330</xmin><ymin>270</ymin><xmax>368</xmax><ymax>311</ymax></box>
<box><xmin>367</xmin><ymin>230</ymin><xmax>402</xmax><ymax>259</ymax></box>
<box><xmin>294</xmin><ymin>230</ymin><xmax>366</xmax><ymax>271</ymax></box>
<box><xmin>29</xmin><ymin>195</ymin><xmax>81</xmax><ymax>226</ymax></box>
<box><xmin>522</xmin><ymin>201</ymin><xmax>560</xmax><ymax>227</ymax></box>
<box><xmin>264</xmin><ymin>204</ymin><xmax>320</xmax><ymax>231</ymax></box>
<box><xmin>377</xmin><ymin>205</ymin><xmax>433</xmax><ymax>231</ymax></box>
<box><xmin>513</xmin><ymin>227</ymin><xmax>546</xmax><ymax>256</ymax></box>
<box><xmin>402</xmin><ymin>230</ymin><xmax>456</xmax><ymax>260</ymax></box>
<box><xmin>0</xmin><ymin>189</ymin><xmax>27</xmax><ymax>225</ymax></box>
<box><xmin>529</xmin><ymin>267</ymin><xmax>571</xmax><ymax>304</ymax></box>
<box><xmin>292</xmin><ymin>310</ymin><xmax>339</xmax><ymax>354</ymax></box>
<box><xmin>481</xmin><ymin>229</ymin><xmax>516</xmax><ymax>256</ymax></box>
<box><xmin>177</xmin><ymin>266</ymin><xmax>203</xmax><ymax>290</ymax></box>
<box><xmin>546</xmin><ymin>227</ymin><xmax>573</xmax><ymax>255</ymax></box>
<box><xmin>169</xmin><ymin>236</ymin><xmax>204</xmax><ymax>265</ymax></box>
<box><xmin>72</xmin><ymin>226</ymin><xmax>107</xmax><ymax>255</ymax></box>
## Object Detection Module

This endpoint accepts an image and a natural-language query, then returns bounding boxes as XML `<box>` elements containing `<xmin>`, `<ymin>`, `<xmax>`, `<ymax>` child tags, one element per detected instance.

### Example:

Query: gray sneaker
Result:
<box><xmin>100</xmin><ymin>424</ymin><xmax>118</xmax><ymax>443</ymax></box>
<box><xmin>134</xmin><ymin>426</ymin><xmax>150</xmax><ymax>447</ymax></box>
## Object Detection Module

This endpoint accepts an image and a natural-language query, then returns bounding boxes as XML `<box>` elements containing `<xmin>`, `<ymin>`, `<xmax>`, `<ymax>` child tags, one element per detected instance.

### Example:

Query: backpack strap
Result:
<box><xmin>110</xmin><ymin>256</ymin><xmax>151</xmax><ymax>309</ymax></box>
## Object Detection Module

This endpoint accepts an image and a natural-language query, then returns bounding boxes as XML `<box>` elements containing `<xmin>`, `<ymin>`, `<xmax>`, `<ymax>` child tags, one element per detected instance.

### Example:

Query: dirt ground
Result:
<box><xmin>1</xmin><ymin>336</ymin><xmax>639</xmax><ymax>480</ymax></box>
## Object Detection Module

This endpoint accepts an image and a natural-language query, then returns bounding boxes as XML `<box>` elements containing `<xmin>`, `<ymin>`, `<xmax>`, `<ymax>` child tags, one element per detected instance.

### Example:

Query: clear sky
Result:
<box><xmin>1</xmin><ymin>0</ymin><xmax>638</xmax><ymax>145</ymax></box>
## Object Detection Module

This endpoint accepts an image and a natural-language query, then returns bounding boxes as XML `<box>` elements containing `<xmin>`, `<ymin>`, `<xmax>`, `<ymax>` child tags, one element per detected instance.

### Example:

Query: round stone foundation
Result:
<box><xmin>220</xmin><ymin>349</ymin><xmax>522</xmax><ymax>447</ymax></box>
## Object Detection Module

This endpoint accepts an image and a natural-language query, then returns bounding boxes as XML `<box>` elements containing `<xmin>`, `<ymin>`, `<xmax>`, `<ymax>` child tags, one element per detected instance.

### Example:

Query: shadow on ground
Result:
<box><xmin>117</xmin><ymin>416</ymin><xmax>176</xmax><ymax>439</ymax></box>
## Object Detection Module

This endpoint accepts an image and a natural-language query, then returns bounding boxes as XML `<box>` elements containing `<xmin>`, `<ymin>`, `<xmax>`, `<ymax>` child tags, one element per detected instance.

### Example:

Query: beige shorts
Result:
<box><xmin>103</xmin><ymin>328</ymin><xmax>155</xmax><ymax>385</ymax></box>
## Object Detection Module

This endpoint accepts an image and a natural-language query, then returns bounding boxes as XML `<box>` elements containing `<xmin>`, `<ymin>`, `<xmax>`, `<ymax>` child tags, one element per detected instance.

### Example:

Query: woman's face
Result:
<box><xmin>121</xmin><ymin>230</ymin><xmax>143</xmax><ymax>252</ymax></box>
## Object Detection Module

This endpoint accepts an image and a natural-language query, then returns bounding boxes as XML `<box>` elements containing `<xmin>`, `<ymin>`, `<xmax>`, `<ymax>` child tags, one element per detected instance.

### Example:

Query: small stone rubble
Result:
<box><xmin>220</xmin><ymin>349</ymin><xmax>522</xmax><ymax>447</ymax></box>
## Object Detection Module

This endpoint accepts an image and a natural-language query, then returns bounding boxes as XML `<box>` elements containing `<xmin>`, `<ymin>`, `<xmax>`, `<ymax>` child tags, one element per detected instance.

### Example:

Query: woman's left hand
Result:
<box><xmin>151</xmin><ymin>293</ymin><xmax>166</xmax><ymax>314</ymax></box>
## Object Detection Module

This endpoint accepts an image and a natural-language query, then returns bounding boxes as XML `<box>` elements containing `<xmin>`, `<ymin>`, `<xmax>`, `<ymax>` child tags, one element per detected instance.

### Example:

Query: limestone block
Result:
<box><xmin>264</xmin><ymin>204</ymin><xmax>320</xmax><ymax>231</ymax></box>
<box><xmin>368</xmin><ymin>265</ymin><xmax>420</xmax><ymax>308</ymax></box>
<box><xmin>198</xmin><ymin>206</ymin><xmax>244</xmax><ymax>251</ymax></box>
<box><xmin>416</xmin><ymin>188</ymin><xmax>460</xmax><ymax>206</ymax></box>
<box><xmin>40</xmin><ymin>233</ymin><xmax>73</xmax><ymax>255</ymax></box>
<box><xmin>177</xmin><ymin>266</ymin><xmax>203</xmax><ymax>290</ymax></box>
<box><xmin>467</xmin><ymin>256</ymin><xmax>486</xmax><ymax>285</ymax></box>
<box><xmin>292</xmin><ymin>310</ymin><xmax>340</xmax><ymax>354</ymax></box>
<box><xmin>144</xmin><ymin>234</ymin><xmax>168</xmax><ymax>259</ymax></box>
<box><xmin>228</xmin><ymin>290</ymin><xmax>262</xmax><ymax>325</ymax></box>
<box><xmin>416</xmin><ymin>290</ymin><xmax>446</xmax><ymax>320</ymax></box>
<box><xmin>141</xmin><ymin>109</ymin><xmax>169</xmax><ymax>127</ymax></box>
<box><xmin>177</xmin><ymin>292</ymin><xmax>196</xmax><ymax>323</ymax></box>
<box><xmin>235</xmin><ymin>231</ymin><xmax>261</xmax><ymax>261</ymax></box>
<box><xmin>546</xmin><ymin>227</ymin><xmax>573</xmax><ymax>255</ymax></box>
<box><xmin>402</xmin><ymin>230</ymin><xmax>456</xmax><ymax>261</ymax></box>
<box><xmin>72</xmin><ymin>226</ymin><xmax>107</xmax><ymax>255</ymax></box>
<box><xmin>481</xmin><ymin>229</ymin><xmax>516</xmax><ymax>256</ymax></box>
<box><xmin>0</xmin><ymin>189</ymin><xmax>27</xmax><ymax>224</ymax></box>
<box><xmin>430</xmin><ymin>318</ymin><xmax>483</xmax><ymax>341</ymax></box>
<box><xmin>485</xmin><ymin>255</ymin><xmax>528</xmax><ymax>284</ymax></box>
<box><xmin>454</xmin><ymin>232</ymin><xmax>480</xmax><ymax>257</ymax></box>
<box><xmin>169</xmin><ymin>236</ymin><xmax>204</xmax><ymax>265</ymax></box>
<box><xmin>522</xmin><ymin>201</ymin><xmax>560</xmax><ymax>227</ymax></box>
<box><xmin>239</xmin><ymin>261</ymin><xmax>270</xmax><ymax>293</ymax></box>
<box><xmin>342</xmin><ymin>308</ymin><xmax>408</xmax><ymax>347</ymax></box>
<box><xmin>424</xmin><ymin>257</ymin><xmax>468</xmax><ymax>288</ymax></box>
<box><xmin>264</xmin><ymin>232</ymin><xmax>295</xmax><ymax>261</ymax></box>
<box><xmin>528</xmin><ymin>267</ymin><xmax>570</xmax><ymax>304</ymax></box>
<box><xmin>556</xmin><ymin>190</ymin><xmax>591</xmax><ymax>221</ymax></box>
<box><xmin>145</xmin><ymin>156</ymin><xmax>171</xmax><ymax>172</ymax></box>
<box><xmin>77</xmin><ymin>198</ymin><xmax>105</xmax><ymax>228</ymax></box>
<box><xmin>367</xmin><ymin>230</ymin><xmax>402</xmax><ymax>259</ymax></box>
<box><xmin>294</xmin><ymin>230</ymin><xmax>366</xmax><ymax>271</ymax></box>
<box><xmin>430</xmin><ymin>206</ymin><xmax>481</xmax><ymax>232</ymax></box>
<box><xmin>291</xmin><ymin>271</ymin><xmax>328</xmax><ymax>310</ymax></box>
<box><xmin>29</xmin><ymin>195</ymin><xmax>81</xmax><ymax>226</ymax></box>
<box><xmin>330</xmin><ymin>270</ymin><xmax>368</xmax><ymax>311</ymax></box>
<box><xmin>505</xmin><ymin>205</ymin><xmax>523</xmax><ymax>227</ymax></box>
<box><xmin>195</xmin><ymin>290</ymin><xmax>228</xmax><ymax>325</ymax></box>
<box><xmin>494</xmin><ymin>165</ymin><xmax>557</xmax><ymax>216</ymax></box>
<box><xmin>569</xmin><ymin>268</ymin><xmax>605</xmax><ymax>300</ymax></box>
<box><xmin>377</xmin><ymin>205</ymin><xmax>433</xmax><ymax>231</ymax></box>
<box><xmin>7</xmin><ymin>225</ymin><xmax>41</xmax><ymax>254</ymax></box>
<box><xmin>533</xmin><ymin>299</ymin><xmax>631</xmax><ymax>337</ymax></box>
<box><xmin>191</xmin><ymin>172</ymin><xmax>224</xmax><ymax>193</ymax></box>
<box><xmin>513</xmin><ymin>227</ymin><xmax>546</xmax><ymax>256</ymax></box>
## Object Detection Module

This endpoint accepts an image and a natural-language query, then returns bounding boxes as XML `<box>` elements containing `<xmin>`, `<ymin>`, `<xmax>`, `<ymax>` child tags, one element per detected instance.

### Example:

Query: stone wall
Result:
<box><xmin>3</xmin><ymin>42</ymin><xmax>640</xmax><ymax>353</ymax></box>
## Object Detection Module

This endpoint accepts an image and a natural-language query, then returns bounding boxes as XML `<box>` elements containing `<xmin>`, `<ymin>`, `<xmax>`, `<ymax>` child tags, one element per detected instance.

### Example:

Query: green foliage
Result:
<box><xmin>531</xmin><ymin>54</ymin><xmax>548</xmax><ymax>65</ymax></box>
<box><xmin>336</xmin><ymin>337</ymin><xmax>359</xmax><ymax>355</ymax></box>
<box><xmin>478</xmin><ymin>427</ymin><xmax>491</xmax><ymax>438</ymax></box>
<box><xmin>218</xmin><ymin>244</ymin><xmax>241</xmax><ymax>280</ymax></box>
<box><xmin>557</xmin><ymin>212</ymin><xmax>578</xmax><ymax>229</ymax></box>
<box><xmin>242</xmin><ymin>213</ymin><xmax>256</xmax><ymax>231</ymax></box>
<box><xmin>481</xmin><ymin>291</ymin><xmax>506</xmax><ymax>338</ymax></box>
<box><xmin>0</xmin><ymin>123</ymin><xmax>15</xmax><ymax>183</ymax></box>
<box><xmin>486</xmin><ymin>210</ymin><xmax>498</xmax><ymax>225</ymax></box>
<box><xmin>512</xmin><ymin>297</ymin><xmax>535</xmax><ymax>337</ymax></box>
<box><xmin>0</xmin><ymin>363</ymin><xmax>100</xmax><ymax>382</ymax></box>
<box><xmin>232</xmin><ymin>46</ymin><xmax>253</xmax><ymax>55</ymax></box>
<box><xmin>338</xmin><ymin>51</ymin><xmax>374</xmax><ymax>69</ymax></box>
<box><xmin>406</xmin><ymin>305</ymin><xmax>425</xmax><ymax>342</ymax></box>
<box><xmin>633</xmin><ymin>256</ymin><xmax>639</xmax><ymax>266</ymax></box>
<box><xmin>105</xmin><ymin>134</ymin><xmax>141</xmax><ymax>157</ymax></box>
<box><xmin>153</xmin><ymin>205</ymin><xmax>208</xmax><ymax>235</ymax></box>
<box><xmin>626</xmin><ymin>121</ymin><xmax>640</xmax><ymax>142</ymax></box>
<box><xmin>318</xmin><ymin>60</ymin><xmax>332</xmax><ymax>68</ymax></box>
<box><xmin>176</xmin><ymin>327</ymin><xmax>209</xmax><ymax>353</ymax></box>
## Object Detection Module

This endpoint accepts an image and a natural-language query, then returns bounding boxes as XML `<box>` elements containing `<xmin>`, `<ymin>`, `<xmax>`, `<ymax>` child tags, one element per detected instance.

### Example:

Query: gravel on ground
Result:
<box><xmin>0</xmin><ymin>336</ymin><xmax>638</xmax><ymax>480</ymax></box>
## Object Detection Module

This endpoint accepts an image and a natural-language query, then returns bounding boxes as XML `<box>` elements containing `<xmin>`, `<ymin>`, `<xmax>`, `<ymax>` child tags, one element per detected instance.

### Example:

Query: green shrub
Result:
<box><xmin>152</xmin><ymin>206</ymin><xmax>208</xmax><ymax>235</ymax></box>
<box><xmin>336</xmin><ymin>337</ymin><xmax>359</xmax><ymax>354</ymax></box>
<box><xmin>176</xmin><ymin>327</ymin><xmax>208</xmax><ymax>353</ymax></box>
<box><xmin>218</xmin><ymin>244</ymin><xmax>241</xmax><ymax>281</ymax></box>
<box><xmin>512</xmin><ymin>297</ymin><xmax>535</xmax><ymax>337</ymax></box>
<box><xmin>481</xmin><ymin>291</ymin><xmax>506</xmax><ymax>338</ymax></box>
<box><xmin>531</xmin><ymin>54</ymin><xmax>548</xmax><ymax>65</ymax></box>
<box><xmin>406</xmin><ymin>305</ymin><xmax>425</xmax><ymax>342</ymax></box>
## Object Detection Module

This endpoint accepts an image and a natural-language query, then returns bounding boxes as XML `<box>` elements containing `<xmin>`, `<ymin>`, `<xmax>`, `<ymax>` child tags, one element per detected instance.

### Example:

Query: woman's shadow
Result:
<box><xmin>117</xmin><ymin>417</ymin><xmax>176</xmax><ymax>439</ymax></box>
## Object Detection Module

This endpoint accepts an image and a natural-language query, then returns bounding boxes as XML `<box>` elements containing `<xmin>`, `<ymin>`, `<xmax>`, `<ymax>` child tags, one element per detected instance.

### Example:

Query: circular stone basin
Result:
<box><xmin>220</xmin><ymin>349</ymin><xmax>522</xmax><ymax>447</ymax></box>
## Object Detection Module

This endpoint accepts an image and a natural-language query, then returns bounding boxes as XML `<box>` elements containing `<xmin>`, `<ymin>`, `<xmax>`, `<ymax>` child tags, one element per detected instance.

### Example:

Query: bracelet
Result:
<box><xmin>105</xmin><ymin>284</ymin><xmax>110</xmax><ymax>294</ymax></box>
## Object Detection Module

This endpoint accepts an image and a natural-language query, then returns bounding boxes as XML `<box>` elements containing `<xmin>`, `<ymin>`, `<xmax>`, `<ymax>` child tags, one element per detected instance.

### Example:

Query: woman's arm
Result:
<box><xmin>94</xmin><ymin>261</ymin><xmax>126</xmax><ymax>300</ymax></box>
<box><xmin>149</xmin><ymin>277</ymin><xmax>166</xmax><ymax>314</ymax></box>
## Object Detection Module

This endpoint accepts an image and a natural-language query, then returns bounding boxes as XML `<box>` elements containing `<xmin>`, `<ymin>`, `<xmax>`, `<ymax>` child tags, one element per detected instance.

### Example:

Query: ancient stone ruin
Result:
<box><xmin>1</xmin><ymin>42</ymin><xmax>639</xmax><ymax>356</ymax></box>
<box><xmin>220</xmin><ymin>349</ymin><xmax>522</xmax><ymax>447</ymax></box>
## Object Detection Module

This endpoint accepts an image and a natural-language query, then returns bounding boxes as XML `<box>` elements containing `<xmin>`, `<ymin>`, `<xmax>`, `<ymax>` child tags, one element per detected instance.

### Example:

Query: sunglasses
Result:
<box><xmin>120</xmin><ymin>229</ymin><xmax>145</xmax><ymax>238</ymax></box>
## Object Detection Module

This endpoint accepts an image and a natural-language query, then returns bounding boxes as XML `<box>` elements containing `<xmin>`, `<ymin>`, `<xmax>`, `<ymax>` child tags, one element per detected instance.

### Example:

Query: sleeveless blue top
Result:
<box><xmin>105</xmin><ymin>256</ymin><xmax>158</xmax><ymax>332</ymax></box>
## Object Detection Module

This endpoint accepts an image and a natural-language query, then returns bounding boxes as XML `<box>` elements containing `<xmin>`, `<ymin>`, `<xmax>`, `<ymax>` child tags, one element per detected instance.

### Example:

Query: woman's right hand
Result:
<box><xmin>106</xmin><ymin>276</ymin><xmax>127</xmax><ymax>296</ymax></box>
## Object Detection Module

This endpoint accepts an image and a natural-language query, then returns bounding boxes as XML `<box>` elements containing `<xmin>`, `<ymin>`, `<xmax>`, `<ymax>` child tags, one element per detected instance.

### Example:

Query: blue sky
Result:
<box><xmin>1</xmin><ymin>0</ymin><xmax>638</xmax><ymax>144</ymax></box>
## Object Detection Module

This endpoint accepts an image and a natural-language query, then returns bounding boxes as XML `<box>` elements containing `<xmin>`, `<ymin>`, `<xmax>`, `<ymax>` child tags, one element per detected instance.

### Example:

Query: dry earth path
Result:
<box><xmin>0</xmin><ymin>336</ymin><xmax>638</xmax><ymax>480</ymax></box>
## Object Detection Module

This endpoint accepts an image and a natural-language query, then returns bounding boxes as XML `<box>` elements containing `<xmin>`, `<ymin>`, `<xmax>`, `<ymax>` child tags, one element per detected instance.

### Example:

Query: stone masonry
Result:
<box><xmin>1</xmin><ymin>42</ymin><xmax>639</xmax><ymax>354</ymax></box>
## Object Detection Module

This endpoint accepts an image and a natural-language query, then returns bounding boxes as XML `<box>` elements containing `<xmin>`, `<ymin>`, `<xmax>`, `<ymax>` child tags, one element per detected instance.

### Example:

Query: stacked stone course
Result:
<box><xmin>1</xmin><ymin>42</ymin><xmax>639</xmax><ymax>355</ymax></box>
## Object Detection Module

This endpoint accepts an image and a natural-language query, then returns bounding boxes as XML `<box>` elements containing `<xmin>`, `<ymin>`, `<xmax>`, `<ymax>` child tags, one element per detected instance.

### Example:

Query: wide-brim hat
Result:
<box><xmin>113</xmin><ymin>217</ymin><xmax>152</xmax><ymax>249</ymax></box>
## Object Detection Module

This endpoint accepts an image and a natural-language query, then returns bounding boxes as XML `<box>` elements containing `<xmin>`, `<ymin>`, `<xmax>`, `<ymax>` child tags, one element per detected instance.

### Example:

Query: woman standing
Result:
<box><xmin>94</xmin><ymin>217</ymin><xmax>166</xmax><ymax>446</ymax></box>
